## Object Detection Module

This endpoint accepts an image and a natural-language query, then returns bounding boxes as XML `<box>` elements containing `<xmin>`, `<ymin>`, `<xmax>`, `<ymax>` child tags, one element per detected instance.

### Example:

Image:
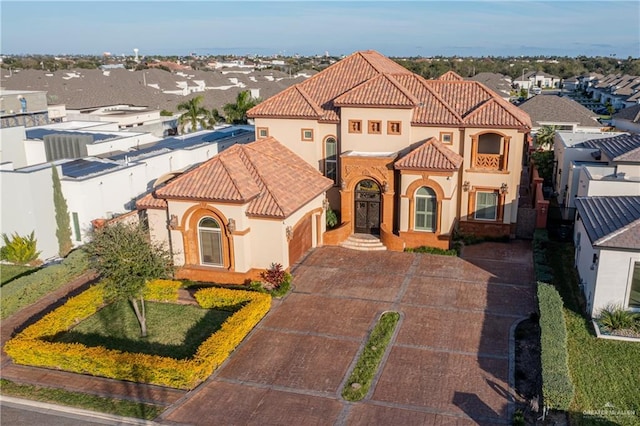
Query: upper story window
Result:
<box><xmin>324</xmin><ymin>136</ymin><xmax>337</xmax><ymax>184</ymax></box>
<box><xmin>471</xmin><ymin>132</ymin><xmax>511</xmax><ymax>171</ymax></box>
<box><xmin>415</xmin><ymin>187</ymin><xmax>437</xmax><ymax>232</ymax></box>
<box><xmin>257</xmin><ymin>127</ymin><xmax>269</xmax><ymax>138</ymax></box>
<box><xmin>388</xmin><ymin>121</ymin><xmax>402</xmax><ymax>135</ymax></box>
<box><xmin>348</xmin><ymin>120</ymin><xmax>362</xmax><ymax>134</ymax></box>
<box><xmin>301</xmin><ymin>128</ymin><xmax>314</xmax><ymax>141</ymax></box>
<box><xmin>440</xmin><ymin>132</ymin><xmax>453</xmax><ymax>144</ymax></box>
<box><xmin>368</xmin><ymin>120</ymin><xmax>382</xmax><ymax>134</ymax></box>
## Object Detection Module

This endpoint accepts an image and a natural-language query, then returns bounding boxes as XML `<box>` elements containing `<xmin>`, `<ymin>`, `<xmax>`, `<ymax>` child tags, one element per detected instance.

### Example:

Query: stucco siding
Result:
<box><xmin>593</xmin><ymin>249</ymin><xmax>640</xmax><ymax>316</ymax></box>
<box><xmin>339</xmin><ymin>107</ymin><xmax>413</xmax><ymax>154</ymax></box>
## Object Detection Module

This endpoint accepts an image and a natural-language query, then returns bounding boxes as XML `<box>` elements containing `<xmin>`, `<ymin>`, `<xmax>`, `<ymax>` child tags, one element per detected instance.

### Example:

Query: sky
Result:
<box><xmin>1</xmin><ymin>1</ymin><xmax>639</xmax><ymax>58</ymax></box>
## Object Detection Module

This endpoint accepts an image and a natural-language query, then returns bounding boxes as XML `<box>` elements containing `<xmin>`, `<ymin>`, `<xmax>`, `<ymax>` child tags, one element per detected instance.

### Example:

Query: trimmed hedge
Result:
<box><xmin>4</xmin><ymin>283</ymin><xmax>270</xmax><ymax>389</ymax></box>
<box><xmin>533</xmin><ymin>229</ymin><xmax>553</xmax><ymax>283</ymax></box>
<box><xmin>404</xmin><ymin>246</ymin><xmax>458</xmax><ymax>256</ymax></box>
<box><xmin>1</xmin><ymin>249</ymin><xmax>89</xmax><ymax>319</ymax></box>
<box><xmin>538</xmin><ymin>282</ymin><xmax>575</xmax><ymax>411</ymax></box>
<box><xmin>143</xmin><ymin>279</ymin><xmax>181</xmax><ymax>302</ymax></box>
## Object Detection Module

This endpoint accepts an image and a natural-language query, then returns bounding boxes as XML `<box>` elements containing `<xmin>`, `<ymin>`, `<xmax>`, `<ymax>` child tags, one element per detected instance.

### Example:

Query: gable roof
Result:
<box><xmin>518</xmin><ymin>94</ymin><xmax>600</xmax><ymax>128</ymax></box>
<box><xmin>144</xmin><ymin>137</ymin><xmax>333</xmax><ymax>218</ymax></box>
<box><xmin>613</xmin><ymin>104</ymin><xmax>640</xmax><ymax>124</ymax></box>
<box><xmin>577</xmin><ymin>134</ymin><xmax>640</xmax><ymax>163</ymax></box>
<box><xmin>394</xmin><ymin>137</ymin><xmax>463</xmax><ymax>171</ymax></box>
<box><xmin>248</xmin><ymin>50</ymin><xmax>531</xmax><ymax>129</ymax></box>
<box><xmin>575</xmin><ymin>196</ymin><xmax>640</xmax><ymax>250</ymax></box>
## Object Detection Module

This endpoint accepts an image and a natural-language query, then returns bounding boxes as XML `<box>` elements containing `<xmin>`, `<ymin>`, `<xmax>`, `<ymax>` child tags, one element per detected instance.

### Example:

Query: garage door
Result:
<box><xmin>288</xmin><ymin>215</ymin><xmax>312</xmax><ymax>266</ymax></box>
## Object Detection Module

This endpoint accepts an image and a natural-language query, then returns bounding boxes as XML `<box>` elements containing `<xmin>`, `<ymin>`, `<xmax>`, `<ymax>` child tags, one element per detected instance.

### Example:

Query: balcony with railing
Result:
<box><xmin>474</xmin><ymin>153</ymin><xmax>504</xmax><ymax>170</ymax></box>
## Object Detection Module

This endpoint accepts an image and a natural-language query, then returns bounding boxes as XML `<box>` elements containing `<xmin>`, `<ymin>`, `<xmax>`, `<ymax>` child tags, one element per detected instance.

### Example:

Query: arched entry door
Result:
<box><xmin>354</xmin><ymin>179</ymin><xmax>381</xmax><ymax>234</ymax></box>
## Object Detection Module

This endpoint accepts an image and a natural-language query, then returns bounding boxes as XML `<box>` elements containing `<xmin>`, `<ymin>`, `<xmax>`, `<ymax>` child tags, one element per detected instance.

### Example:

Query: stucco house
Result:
<box><xmin>612</xmin><ymin>104</ymin><xmax>640</xmax><ymax>134</ymax></box>
<box><xmin>137</xmin><ymin>137</ymin><xmax>333</xmax><ymax>284</ymax></box>
<box><xmin>246</xmin><ymin>50</ymin><xmax>532</xmax><ymax>250</ymax></box>
<box><xmin>574</xmin><ymin>196</ymin><xmax>640</xmax><ymax>317</ymax></box>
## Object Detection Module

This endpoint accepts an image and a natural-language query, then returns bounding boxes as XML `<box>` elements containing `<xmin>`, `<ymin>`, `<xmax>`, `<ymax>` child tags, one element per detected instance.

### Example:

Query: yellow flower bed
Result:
<box><xmin>4</xmin><ymin>283</ymin><xmax>270</xmax><ymax>389</ymax></box>
<box><xmin>143</xmin><ymin>279</ymin><xmax>181</xmax><ymax>302</ymax></box>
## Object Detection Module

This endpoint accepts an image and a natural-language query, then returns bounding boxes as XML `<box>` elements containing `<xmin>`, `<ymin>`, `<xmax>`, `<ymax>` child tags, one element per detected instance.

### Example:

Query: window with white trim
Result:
<box><xmin>415</xmin><ymin>187</ymin><xmax>436</xmax><ymax>231</ymax></box>
<box><xmin>475</xmin><ymin>191</ymin><xmax>498</xmax><ymax>220</ymax></box>
<box><xmin>325</xmin><ymin>137</ymin><xmax>337</xmax><ymax>184</ymax></box>
<box><xmin>198</xmin><ymin>217</ymin><xmax>223</xmax><ymax>266</ymax></box>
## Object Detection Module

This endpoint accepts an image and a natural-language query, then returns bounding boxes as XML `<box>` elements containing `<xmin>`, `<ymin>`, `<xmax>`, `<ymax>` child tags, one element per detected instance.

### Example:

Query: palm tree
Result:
<box><xmin>209</xmin><ymin>108</ymin><xmax>225</xmax><ymax>128</ymax></box>
<box><xmin>222</xmin><ymin>91</ymin><xmax>260</xmax><ymax>124</ymax></box>
<box><xmin>535</xmin><ymin>125</ymin><xmax>557</xmax><ymax>150</ymax></box>
<box><xmin>177</xmin><ymin>95</ymin><xmax>211</xmax><ymax>134</ymax></box>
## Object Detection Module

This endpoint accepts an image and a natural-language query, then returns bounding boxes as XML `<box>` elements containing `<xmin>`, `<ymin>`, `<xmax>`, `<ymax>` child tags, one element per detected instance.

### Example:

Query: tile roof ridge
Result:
<box><xmin>356</xmin><ymin>50</ymin><xmax>387</xmax><ymax>75</ymax></box>
<box><xmin>295</xmin><ymin>85</ymin><xmax>324</xmax><ymax>117</ymax></box>
<box><xmin>430</xmin><ymin>137</ymin><xmax>464</xmax><ymax>166</ymax></box>
<box><xmin>218</xmin><ymin>145</ymin><xmax>258</xmax><ymax>202</ymax></box>
<box><xmin>466</xmin><ymin>95</ymin><xmax>530</xmax><ymax>128</ymax></box>
<box><xmin>418</xmin><ymin>76</ymin><xmax>464</xmax><ymax>122</ymax></box>
<box><xmin>243</xmin><ymin>139</ymin><xmax>287</xmax><ymax>217</ymax></box>
<box><xmin>382</xmin><ymin>73</ymin><xmax>421</xmax><ymax>105</ymax></box>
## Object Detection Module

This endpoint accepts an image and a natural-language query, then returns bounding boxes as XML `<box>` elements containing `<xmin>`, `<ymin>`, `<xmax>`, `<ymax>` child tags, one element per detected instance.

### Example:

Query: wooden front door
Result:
<box><xmin>354</xmin><ymin>179</ymin><xmax>381</xmax><ymax>234</ymax></box>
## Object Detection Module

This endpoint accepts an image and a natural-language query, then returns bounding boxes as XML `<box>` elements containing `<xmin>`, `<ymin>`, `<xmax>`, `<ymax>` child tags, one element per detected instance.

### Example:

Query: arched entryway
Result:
<box><xmin>354</xmin><ymin>179</ymin><xmax>381</xmax><ymax>234</ymax></box>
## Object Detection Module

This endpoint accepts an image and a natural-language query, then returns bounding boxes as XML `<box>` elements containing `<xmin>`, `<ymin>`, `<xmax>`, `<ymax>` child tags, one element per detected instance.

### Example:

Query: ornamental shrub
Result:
<box><xmin>143</xmin><ymin>279</ymin><xmax>181</xmax><ymax>302</ymax></box>
<box><xmin>405</xmin><ymin>246</ymin><xmax>458</xmax><ymax>256</ymax></box>
<box><xmin>5</xmin><ymin>285</ymin><xmax>271</xmax><ymax>389</ymax></box>
<box><xmin>597</xmin><ymin>304</ymin><xmax>639</xmax><ymax>331</ymax></box>
<box><xmin>0</xmin><ymin>231</ymin><xmax>41</xmax><ymax>265</ymax></box>
<box><xmin>537</xmin><ymin>282</ymin><xmax>574</xmax><ymax>411</ymax></box>
<box><xmin>259</xmin><ymin>263</ymin><xmax>287</xmax><ymax>290</ymax></box>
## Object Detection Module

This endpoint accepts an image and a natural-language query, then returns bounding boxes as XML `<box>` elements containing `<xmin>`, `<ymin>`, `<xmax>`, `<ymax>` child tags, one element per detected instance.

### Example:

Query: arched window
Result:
<box><xmin>415</xmin><ymin>187</ymin><xmax>436</xmax><ymax>232</ymax></box>
<box><xmin>198</xmin><ymin>217</ymin><xmax>223</xmax><ymax>266</ymax></box>
<box><xmin>324</xmin><ymin>137</ymin><xmax>337</xmax><ymax>184</ymax></box>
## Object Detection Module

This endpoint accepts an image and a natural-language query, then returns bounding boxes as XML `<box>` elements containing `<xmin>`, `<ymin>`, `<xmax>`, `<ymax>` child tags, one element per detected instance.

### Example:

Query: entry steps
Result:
<box><xmin>340</xmin><ymin>233</ymin><xmax>387</xmax><ymax>251</ymax></box>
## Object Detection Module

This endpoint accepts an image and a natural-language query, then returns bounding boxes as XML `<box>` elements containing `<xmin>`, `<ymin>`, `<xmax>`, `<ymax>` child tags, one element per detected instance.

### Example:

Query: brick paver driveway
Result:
<box><xmin>162</xmin><ymin>241</ymin><xmax>536</xmax><ymax>425</ymax></box>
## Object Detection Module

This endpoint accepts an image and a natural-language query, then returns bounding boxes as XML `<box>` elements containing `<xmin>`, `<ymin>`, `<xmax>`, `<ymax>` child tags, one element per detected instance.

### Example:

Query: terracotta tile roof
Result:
<box><xmin>151</xmin><ymin>137</ymin><xmax>333</xmax><ymax>218</ymax></box>
<box><xmin>248</xmin><ymin>50</ymin><xmax>531</xmax><ymax>129</ymax></box>
<box><xmin>394</xmin><ymin>137</ymin><xmax>463</xmax><ymax>171</ymax></box>
<box><xmin>438</xmin><ymin>71</ymin><xmax>465</xmax><ymax>81</ymax></box>
<box><xmin>136</xmin><ymin>192</ymin><xmax>167</xmax><ymax>209</ymax></box>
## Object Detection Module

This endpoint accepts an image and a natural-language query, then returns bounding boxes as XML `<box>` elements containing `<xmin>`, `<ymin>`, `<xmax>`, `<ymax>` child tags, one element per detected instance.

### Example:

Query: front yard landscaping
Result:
<box><xmin>4</xmin><ymin>280</ymin><xmax>271</xmax><ymax>389</ymax></box>
<box><xmin>543</xmin><ymin>237</ymin><xmax>640</xmax><ymax>425</ymax></box>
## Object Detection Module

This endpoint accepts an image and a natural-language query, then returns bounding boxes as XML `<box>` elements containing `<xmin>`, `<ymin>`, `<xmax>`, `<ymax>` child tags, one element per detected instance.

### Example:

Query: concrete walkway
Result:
<box><xmin>161</xmin><ymin>241</ymin><xmax>536</xmax><ymax>425</ymax></box>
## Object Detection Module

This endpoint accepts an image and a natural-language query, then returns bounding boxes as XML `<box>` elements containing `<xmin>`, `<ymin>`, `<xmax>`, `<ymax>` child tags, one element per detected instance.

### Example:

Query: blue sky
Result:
<box><xmin>2</xmin><ymin>1</ymin><xmax>639</xmax><ymax>57</ymax></box>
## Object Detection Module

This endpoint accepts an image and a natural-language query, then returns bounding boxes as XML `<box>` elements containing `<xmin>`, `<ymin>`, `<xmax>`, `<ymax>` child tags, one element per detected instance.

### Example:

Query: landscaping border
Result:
<box><xmin>4</xmin><ymin>281</ymin><xmax>270</xmax><ymax>390</ymax></box>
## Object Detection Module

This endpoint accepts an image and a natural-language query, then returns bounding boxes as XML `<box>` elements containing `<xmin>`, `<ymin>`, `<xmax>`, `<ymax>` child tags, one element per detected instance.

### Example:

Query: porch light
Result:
<box><xmin>590</xmin><ymin>253</ymin><xmax>598</xmax><ymax>270</ymax></box>
<box><xmin>500</xmin><ymin>183</ymin><xmax>509</xmax><ymax>194</ymax></box>
<box><xmin>322</xmin><ymin>198</ymin><xmax>330</xmax><ymax>210</ymax></box>
<box><xmin>227</xmin><ymin>218</ymin><xmax>236</xmax><ymax>233</ymax></box>
<box><xmin>286</xmin><ymin>226</ymin><xmax>294</xmax><ymax>241</ymax></box>
<box><xmin>462</xmin><ymin>181</ymin><xmax>470</xmax><ymax>192</ymax></box>
<box><xmin>383</xmin><ymin>181</ymin><xmax>389</xmax><ymax>193</ymax></box>
<box><xmin>340</xmin><ymin>179</ymin><xmax>346</xmax><ymax>190</ymax></box>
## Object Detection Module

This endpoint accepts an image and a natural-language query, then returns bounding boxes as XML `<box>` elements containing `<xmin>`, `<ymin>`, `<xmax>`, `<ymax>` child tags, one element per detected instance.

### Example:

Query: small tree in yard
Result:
<box><xmin>52</xmin><ymin>165</ymin><xmax>73</xmax><ymax>257</ymax></box>
<box><xmin>87</xmin><ymin>222</ymin><xmax>173</xmax><ymax>337</ymax></box>
<box><xmin>535</xmin><ymin>125</ymin><xmax>557</xmax><ymax>150</ymax></box>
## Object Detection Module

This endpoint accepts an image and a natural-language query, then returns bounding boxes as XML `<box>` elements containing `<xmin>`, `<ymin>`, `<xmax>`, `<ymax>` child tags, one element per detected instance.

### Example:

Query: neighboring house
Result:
<box><xmin>562</xmin><ymin>77</ymin><xmax>579</xmax><ymax>92</ymax></box>
<box><xmin>468</xmin><ymin>72</ymin><xmax>513</xmax><ymax>100</ymax></box>
<box><xmin>0</xmin><ymin>89</ymin><xmax>66</xmax><ymax>128</ymax></box>
<box><xmin>246</xmin><ymin>50</ymin><xmax>532</xmax><ymax>251</ymax></box>
<box><xmin>574</xmin><ymin>196</ymin><xmax>640</xmax><ymax>317</ymax></box>
<box><xmin>612</xmin><ymin>104</ymin><xmax>640</xmax><ymax>133</ymax></box>
<box><xmin>514</xmin><ymin>71</ymin><xmax>561</xmax><ymax>90</ymax></box>
<box><xmin>519</xmin><ymin>94</ymin><xmax>603</xmax><ymax>132</ymax></box>
<box><xmin>553</xmin><ymin>131</ymin><xmax>627</xmax><ymax>206</ymax></box>
<box><xmin>1</xmin><ymin>125</ymin><xmax>254</xmax><ymax>260</ymax></box>
<box><xmin>65</xmin><ymin>104</ymin><xmax>177</xmax><ymax>137</ymax></box>
<box><xmin>137</xmin><ymin>137</ymin><xmax>333</xmax><ymax>284</ymax></box>
<box><xmin>588</xmin><ymin>74</ymin><xmax>640</xmax><ymax>110</ymax></box>
<box><xmin>576</xmin><ymin>73</ymin><xmax>604</xmax><ymax>91</ymax></box>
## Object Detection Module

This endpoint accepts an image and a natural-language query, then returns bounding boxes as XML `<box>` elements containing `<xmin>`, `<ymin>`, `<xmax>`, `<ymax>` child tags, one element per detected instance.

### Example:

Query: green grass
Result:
<box><xmin>54</xmin><ymin>301</ymin><xmax>232</xmax><ymax>359</ymax></box>
<box><xmin>547</xmin><ymin>241</ymin><xmax>640</xmax><ymax>425</ymax></box>
<box><xmin>0</xmin><ymin>379</ymin><xmax>163</xmax><ymax>420</ymax></box>
<box><xmin>342</xmin><ymin>311</ymin><xmax>400</xmax><ymax>402</ymax></box>
<box><xmin>1</xmin><ymin>249</ymin><xmax>88</xmax><ymax>319</ymax></box>
<box><xmin>405</xmin><ymin>246</ymin><xmax>458</xmax><ymax>256</ymax></box>
<box><xmin>0</xmin><ymin>264</ymin><xmax>37</xmax><ymax>286</ymax></box>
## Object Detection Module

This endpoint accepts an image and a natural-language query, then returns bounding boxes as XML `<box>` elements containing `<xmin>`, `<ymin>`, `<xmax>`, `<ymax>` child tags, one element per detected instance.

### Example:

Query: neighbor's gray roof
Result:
<box><xmin>575</xmin><ymin>196</ymin><xmax>640</xmax><ymax>250</ymax></box>
<box><xmin>468</xmin><ymin>72</ymin><xmax>512</xmax><ymax>98</ymax></box>
<box><xmin>518</xmin><ymin>94</ymin><xmax>600</xmax><ymax>127</ymax></box>
<box><xmin>576</xmin><ymin>134</ymin><xmax>640</xmax><ymax>163</ymax></box>
<box><xmin>0</xmin><ymin>68</ymin><xmax>306</xmax><ymax>112</ymax></box>
<box><xmin>613</xmin><ymin>104</ymin><xmax>640</xmax><ymax>124</ymax></box>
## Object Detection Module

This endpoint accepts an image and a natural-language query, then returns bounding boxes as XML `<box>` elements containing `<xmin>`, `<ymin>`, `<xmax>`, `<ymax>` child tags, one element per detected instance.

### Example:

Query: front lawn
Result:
<box><xmin>0</xmin><ymin>264</ymin><xmax>37</xmax><ymax>286</ymax></box>
<box><xmin>55</xmin><ymin>301</ymin><xmax>232</xmax><ymax>359</ymax></box>
<box><xmin>547</xmin><ymin>241</ymin><xmax>640</xmax><ymax>425</ymax></box>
